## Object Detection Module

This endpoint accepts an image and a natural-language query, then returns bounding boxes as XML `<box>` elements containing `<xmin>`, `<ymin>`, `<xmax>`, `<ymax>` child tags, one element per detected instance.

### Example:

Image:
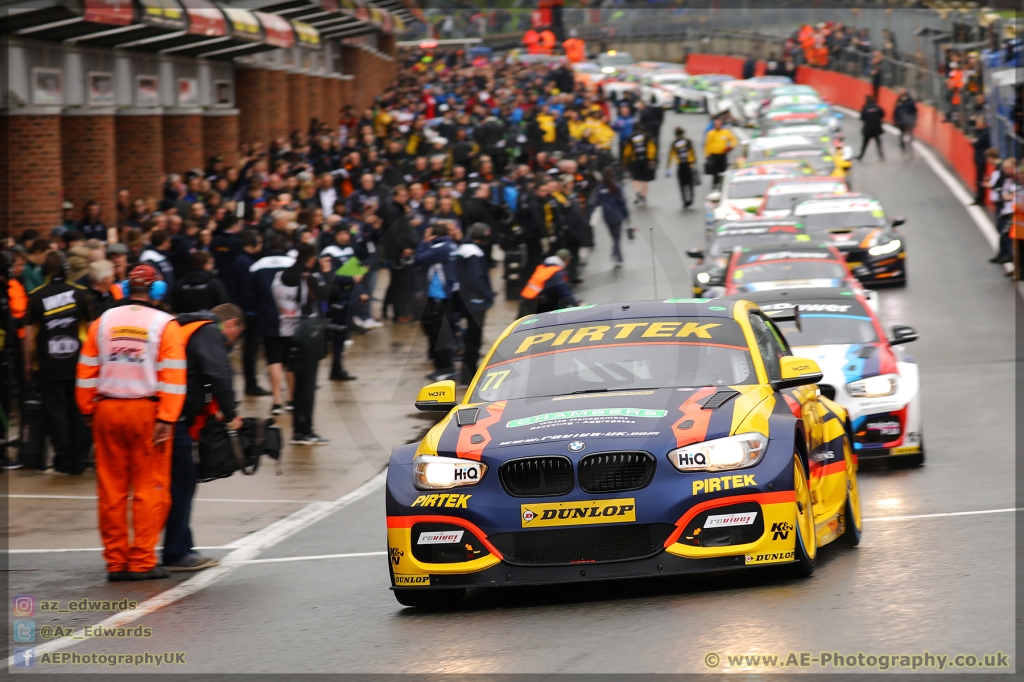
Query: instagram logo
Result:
<box><xmin>12</xmin><ymin>595</ymin><xmax>35</xmax><ymax>617</ymax></box>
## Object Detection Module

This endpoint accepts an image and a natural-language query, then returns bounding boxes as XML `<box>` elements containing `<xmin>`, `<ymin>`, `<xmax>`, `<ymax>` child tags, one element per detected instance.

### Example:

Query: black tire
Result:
<box><xmin>393</xmin><ymin>588</ymin><xmax>466</xmax><ymax>609</ymax></box>
<box><xmin>790</xmin><ymin>454</ymin><xmax>817</xmax><ymax>578</ymax></box>
<box><xmin>840</xmin><ymin>493</ymin><xmax>861</xmax><ymax>547</ymax></box>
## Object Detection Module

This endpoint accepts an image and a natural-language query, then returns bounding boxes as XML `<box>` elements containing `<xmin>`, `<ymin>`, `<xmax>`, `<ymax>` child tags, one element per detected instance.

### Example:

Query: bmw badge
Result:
<box><xmin>567</xmin><ymin>441</ymin><xmax>586</xmax><ymax>453</ymax></box>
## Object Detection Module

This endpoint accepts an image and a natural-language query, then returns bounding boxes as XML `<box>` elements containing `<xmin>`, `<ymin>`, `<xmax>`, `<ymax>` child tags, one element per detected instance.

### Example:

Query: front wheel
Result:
<box><xmin>393</xmin><ymin>588</ymin><xmax>466</xmax><ymax>609</ymax></box>
<box><xmin>790</xmin><ymin>453</ymin><xmax>817</xmax><ymax>577</ymax></box>
<box><xmin>841</xmin><ymin>436</ymin><xmax>862</xmax><ymax>546</ymax></box>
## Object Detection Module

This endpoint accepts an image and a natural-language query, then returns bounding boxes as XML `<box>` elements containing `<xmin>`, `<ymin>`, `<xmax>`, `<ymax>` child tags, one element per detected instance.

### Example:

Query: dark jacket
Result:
<box><xmin>972</xmin><ymin>127</ymin><xmax>991</xmax><ymax>162</ymax></box>
<box><xmin>177</xmin><ymin>313</ymin><xmax>236</xmax><ymax>427</ymax></box>
<box><xmin>594</xmin><ymin>185</ymin><xmax>630</xmax><ymax>226</ymax></box>
<box><xmin>210</xmin><ymin>231</ymin><xmax>242</xmax><ymax>281</ymax></box>
<box><xmin>453</xmin><ymin>242</ymin><xmax>494</xmax><ymax>314</ymax></box>
<box><xmin>139</xmin><ymin>249</ymin><xmax>175</xmax><ymax>290</ymax></box>
<box><xmin>894</xmin><ymin>95</ymin><xmax>918</xmax><ymax>129</ymax></box>
<box><xmin>169</xmin><ymin>233</ymin><xmax>197</xmax><ymax>279</ymax></box>
<box><xmin>415</xmin><ymin>236</ymin><xmax>459</xmax><ymax>298</ymax></box>
<box><xmin>76</xmin><ymin>218</ymin><xmax>108</xmax><ymax>243</ymax></box>
<box><xmin>742</xmin><ymin>58</ymin><xmax>757</xmax><ymax>80</ymax></box>
<box><xmin>517</xmin><ymin>191</ymin><xmax>550</xmax><ymax>242</ymax></box>
<box><xmin>168</xmin><ymin>269</ymin><xmax>230</xmax><ymax>314</ymax></box>
<box><xmin>230</xmin><ymin>250</ymin><xmax>257</xmax><ymax>312</ymax></box>
<box><xmin>861</xmin><ymin>102</ymin><xmax>885</xmax><ymax>137</ymax></box>
<box><xmin>248</xmin><ymin>250</ymin><xmax>296</xmax><ymax>337</ymax></box>
<box><xmin>378</xmin><ymin>200</ymin><xmax>419</xmax><ymax>264</ymax></box>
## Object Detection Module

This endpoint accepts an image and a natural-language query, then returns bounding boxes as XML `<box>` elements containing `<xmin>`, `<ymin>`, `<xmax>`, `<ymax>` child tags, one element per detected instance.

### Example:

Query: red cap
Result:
<box><xmin>128</xmin><ymin>264</ymin><xmax>162</xmax><ymax>286</ymax></box>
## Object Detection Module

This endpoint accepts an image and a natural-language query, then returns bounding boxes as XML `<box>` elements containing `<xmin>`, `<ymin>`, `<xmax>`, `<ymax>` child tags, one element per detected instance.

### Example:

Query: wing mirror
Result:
<box><xmin>889</xmin><ymin>325</ymin><xmax>918</xmax><ymax>345</ymax></box>
<box><xmin>745</xmin><ymin>205</ymin><xmax>758</xmax><ymax>213</ymax></box>
<box><xmin>891</xmin><ymin>216</ymin><xmax>906</xmax><ymax>228</ymax></box>
<box><xmin>772</xmin><ymin>356</ymin><xmax>823</xmax><ymax>391</ymax></box>
<box><xmin>706</xmin><ymin>190</ymin><xmax>722</xmax><ymax>203</ymax></box>
<box><xmin>686</xmin><ymin>248</ymin><xmax>705</xmax><ymax>258</ymax></box>
<box><xmin>415</xmin><ymin>380</ymin><xmax>457</xmax><ymax>412</ymax></box>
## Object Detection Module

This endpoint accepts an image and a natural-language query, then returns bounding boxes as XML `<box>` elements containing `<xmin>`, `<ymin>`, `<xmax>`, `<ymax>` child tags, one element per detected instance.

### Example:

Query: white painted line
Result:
<box><xmin>863</xmin><ymin>507</ymin><xmax>1020</xmax><ymax>522</ymax></box>
<box><xmin>240</xmin><ymin>551</ymin><xmax>386</xmax><ymax>565</ymax></box>
<box><xmin>5</xmin><ymin>469</ymin><xmax>387</xmax><ymax>668</ymax></box>
<box><xmin>3</xmin><ymin>494</ymin><xmax>313</xmax><ymax>504</ymax></box>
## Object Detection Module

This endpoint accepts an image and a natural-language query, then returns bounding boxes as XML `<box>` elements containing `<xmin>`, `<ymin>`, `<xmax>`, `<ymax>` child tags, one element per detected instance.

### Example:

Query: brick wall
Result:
<box><xmin>202</xmin><ymin>114</ymin><xmax>239</xmax><ymax>167</ymax></box>
<box><xmin>163</xmin><ymin>114</ymin><xmax>203</xmax><ymax>175</ymax></box>
<box><xmin>61</xmin><ymin>114</ymin><xmax>117</xmax><ymax>220</ymax></box>
<box><xmin>116</xmin><ymin>115</ymin><xmax>164</xmax><ymax>203</ymax></box>
<box><xmin>287</xmin><ymin>72</ymin><xmax>309</xmax><ymax>136</ymax></box>
<box><xmin>3</xmin><ymin>115</ymin><xmax>62</xmax><ymax>234</ymax></box>
<box><xmin>236</xmin><ymin>68</ymin><xmax>268</xmax><ymax>149</ymax></box>
<box><xmin>308</xmin><ymin>75</ymin><xmax>325</xmax><ymax>129</ymax></box>
<box><xmin>339</xmin><ymin>78</ymin><xmax>353</xmax><ymax>111</ymax></box>
<box><xmin>265</xmin><ymin>70</ymin><xmax>289</xmax><ymax>144</ymax></box>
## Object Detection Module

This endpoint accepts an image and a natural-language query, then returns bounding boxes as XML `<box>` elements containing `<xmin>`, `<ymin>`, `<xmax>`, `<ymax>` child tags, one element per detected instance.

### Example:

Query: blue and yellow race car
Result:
<box><xmin>385</xmin><ymin>299</ymin><xmax>862</xmax><ymax>607</ymax></box>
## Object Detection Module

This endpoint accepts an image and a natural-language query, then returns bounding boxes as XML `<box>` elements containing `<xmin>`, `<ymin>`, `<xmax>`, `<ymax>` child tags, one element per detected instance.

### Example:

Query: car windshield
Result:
<box><xmin>733</xmin><ymin>259</ymin><xmax>848</xmax><ymax>283</ymax></box>
<box><xmin>599</xmin><ymin>54</ymin><xmax>634</xmax><ymax>67</ymax></box>
<box><xmin>799</xmin><ymin>210</ymin><xmax>886</xmax><ymax>229</ymax></box>
<box><xmin>768</xmin><ymin>301</ymin><xmax>878</xmax><ymax>345</ymax></box>
<box><xmin>471</xmin><ymin>318</ymin><xmax>757</xmax><ymax>401</ymax></box>
<box><xmin>728</xmin><ymin>177</ymin><xmax>792</xmax><ymax>199</ymax></box>
<box><xmin>710</xmin><ymin>232</ymin><xmax>800</xmax><ymax>255</ymax></box>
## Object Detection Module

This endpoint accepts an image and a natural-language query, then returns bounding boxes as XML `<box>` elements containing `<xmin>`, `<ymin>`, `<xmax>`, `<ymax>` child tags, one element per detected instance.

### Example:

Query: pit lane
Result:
<box><xmin>11</xmin><ymin>111</ymin><xmax>1016</xmax><ymax>674</ymax></box>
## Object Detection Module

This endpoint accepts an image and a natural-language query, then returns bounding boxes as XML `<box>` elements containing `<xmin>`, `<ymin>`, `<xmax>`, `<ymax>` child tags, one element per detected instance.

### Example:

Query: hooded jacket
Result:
<box><xmin>168</xmin><ymin>269</ymin><xmax>230</xmax><ymax>314</ymax></box>
<box><xmin>176</xmin><ymin>312</ymin><xmax>236</xmax><ymax>427</ymax></box>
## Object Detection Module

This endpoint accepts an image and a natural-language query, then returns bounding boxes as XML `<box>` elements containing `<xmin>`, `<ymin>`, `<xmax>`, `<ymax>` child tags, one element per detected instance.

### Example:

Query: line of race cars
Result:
<box><xmin>382</xmin><ymin>64</ymin><xmax>922</xmax><ymax>608</ymax></box>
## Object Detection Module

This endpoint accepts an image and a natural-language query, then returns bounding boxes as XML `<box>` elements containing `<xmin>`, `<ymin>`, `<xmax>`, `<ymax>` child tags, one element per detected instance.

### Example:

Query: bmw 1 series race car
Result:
<box><xmin>687</xmin><ymin>219</ymin><xmax>808</xmax><ymax>296</ymax></box>
<box><xmin>731</xmin><ymin>288</ymin><xmax>923</xmax><ymax>466</ymax></box>
<box><xmin>792</xmin><ymin>194</ymin><xmax>907</xmax><ymax>286</ymax></box>
<box><xmin>385</xmin><ymin>299</ymin><xmax>862</xmax><ymax>607</ymax></box>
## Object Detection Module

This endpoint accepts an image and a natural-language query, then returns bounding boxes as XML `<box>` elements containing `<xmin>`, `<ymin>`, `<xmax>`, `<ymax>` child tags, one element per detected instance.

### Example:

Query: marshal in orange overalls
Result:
<box><xmin>76</xmin><ymin>302</ymin><xmax>186</xmax><ymax>573</ymax></box>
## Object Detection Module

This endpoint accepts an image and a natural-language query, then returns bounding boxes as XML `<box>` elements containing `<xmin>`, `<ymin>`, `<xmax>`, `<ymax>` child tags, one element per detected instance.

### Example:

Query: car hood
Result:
<box><xmin>791</xmin><ymin>342</ymin><xmax>897</xmax><ymax>385</ymax></box>
<box><xmin>809</xmin><ymin>226</ymin><xmax>881</xmax><ymax>251</ymax></box>
<box><xmin>430</xmin><ymin>386</ymin><xmax>776</xmax><ymax>461</ymax></box>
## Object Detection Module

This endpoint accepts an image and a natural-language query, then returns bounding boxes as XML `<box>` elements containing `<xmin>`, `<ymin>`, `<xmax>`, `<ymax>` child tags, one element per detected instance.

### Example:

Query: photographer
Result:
<box><xmin>164</xmin><ymin>304</ymin><xmax>245</xmax><ymax>572</ymax></box>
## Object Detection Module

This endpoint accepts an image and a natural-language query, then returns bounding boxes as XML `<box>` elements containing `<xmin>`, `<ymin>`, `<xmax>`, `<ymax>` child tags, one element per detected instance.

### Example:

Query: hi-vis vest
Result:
<box><xmin>95</xmin><ymin>305</ymin><xmax>174</xmax><ymax>398</ymax></box>
<box><xmin>76</xmin><ymin>304</ymin><xmax>187</xmax><ymax>423</ymax></box>
<box><xmin>520</xmin><ymin>265</ymin><xmax>561</xmax><ymax>300</ymax></box>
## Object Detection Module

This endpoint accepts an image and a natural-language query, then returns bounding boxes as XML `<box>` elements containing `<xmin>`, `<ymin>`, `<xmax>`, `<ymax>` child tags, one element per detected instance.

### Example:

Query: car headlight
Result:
<box><xmin>723</xmin><ymin>212</ymin><xmax>741</xmax><ymax>221</ymax></box>
<box><xmin>413</xmin><ymin>455</ymin><xmax>487</xmax><ymax>490</ymax></box>
<box><xmin>667</xmin><ymin>432</ymin><xmax>768</xmax><ymax>472</ymax></box>
<box><xmin>868</xmin><ymin>239</ymin><xmax>901</xmax><ymax>256</ymax></box>
<box><xmin>846</xmin><ymin>373</ymin><xmax>898</xmax><ymax>398</ymax></box>
<box><xmin>696</xmin><ymin>271</ymin><xmax>711</xmax><ymax>284</ymax></box>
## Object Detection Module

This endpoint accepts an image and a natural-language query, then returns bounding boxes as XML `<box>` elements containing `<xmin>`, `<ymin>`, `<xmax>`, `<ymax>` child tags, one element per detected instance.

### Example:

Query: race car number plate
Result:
<box><xmin>520</xmin><ymin>498</ymin><xmax>636</xmax><ymax>528</ymax></box>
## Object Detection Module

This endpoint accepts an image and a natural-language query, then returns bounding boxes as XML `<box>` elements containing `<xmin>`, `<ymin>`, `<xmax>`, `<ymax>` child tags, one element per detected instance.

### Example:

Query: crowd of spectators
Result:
<box><xmin>2</xmin><ymin>45</ymin><xmax>683</xmax><ymax>472</ymax></box>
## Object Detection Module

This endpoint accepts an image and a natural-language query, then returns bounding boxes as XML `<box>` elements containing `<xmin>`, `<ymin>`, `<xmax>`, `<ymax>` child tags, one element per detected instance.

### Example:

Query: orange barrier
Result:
<box><xmin>682</xmin><ymin>55</ymin><xmax>982</xmax><ymax>197</ymax></box>
<box><xmin>795</xmin><ymin>64</ymin><xmax>978</xmax><ymax>195</ymax></box>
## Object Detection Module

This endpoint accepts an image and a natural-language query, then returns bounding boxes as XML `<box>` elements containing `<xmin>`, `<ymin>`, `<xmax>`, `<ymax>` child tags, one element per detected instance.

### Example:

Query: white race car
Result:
<box><xmin>705</xmin><ymin>163</ymin><xmax>809</xmax><ymax>227</ymax></box>
<box><xmin>639</xmin><ymin>70</ymin><xmax>689</xmax><ymax>108</ymax></box>
<box><xmin>748</xmin><ymin>288</ymin><xmax>923</xmax><ymax>466</ymax></box>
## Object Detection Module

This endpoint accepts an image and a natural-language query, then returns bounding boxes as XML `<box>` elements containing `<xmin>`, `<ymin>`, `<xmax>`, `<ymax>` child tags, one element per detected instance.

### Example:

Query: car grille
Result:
<box><xmin>499</xmin><ymin>456</ymin><xmax>574</xmax><ymax>497</ymax></box>
<box><xmin>489</xmin><ymin>524</ymin><xmax>676</xmax><ymax>565</ymax></box>
<box><xmin>578</xmin><ymin>452</ymin><xmax>656</xmax><ymax>493</ymax></box>
<box><xmin>860</xmin><ymin>415</ymin><xmax>902</xmax><ymax>444</ymax></box>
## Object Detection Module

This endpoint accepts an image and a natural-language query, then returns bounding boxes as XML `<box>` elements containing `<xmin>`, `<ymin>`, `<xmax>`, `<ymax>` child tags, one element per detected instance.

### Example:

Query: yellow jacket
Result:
<box><xmin>537</xmin><ymin>114</ymin><xmax>557</xmax><ymax>144</ymax></box>
<box><xmin>586</xmin><ymin>118</ymin><xmax>615</xmax><ymax>150</ymax></box>
<box><xmin>568</xmin><ymin>119</ymin><xmax>588</xmax><ymax>140</ymax></box>
<box><xmin>704</xmin><ymin>127</ymin><xmax>738</xmax><ymax>156</ymax></box>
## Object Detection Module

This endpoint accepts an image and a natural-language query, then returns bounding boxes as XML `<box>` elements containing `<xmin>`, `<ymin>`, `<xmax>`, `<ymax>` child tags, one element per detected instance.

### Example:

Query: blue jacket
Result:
<box><xmin>593</xmin><ymin>185</ymin><xmax>630</xmax><ymax>227</ymax></box>
<box><xmin>452</xmin><ymin>243</ymin><xmax>494</xmax><ymax>315</ymax></box>
<box><xmin>248</xmin><ymin>250</ymin><xmax>296</xmax><ymax>337</ymax></box>
<box><xmin>414</xmin><ymin>237</ymin><xmax>459</xmax><ymax>300</ymax></box>
<box><xmin>231</xmin><ymin>250</ymin><xmax>257</xmax><ymax>312</ymax></box>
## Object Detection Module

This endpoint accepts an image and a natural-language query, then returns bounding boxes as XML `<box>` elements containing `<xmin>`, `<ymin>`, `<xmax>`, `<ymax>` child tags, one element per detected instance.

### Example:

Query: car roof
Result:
<box><xmin>510</xmin><ymin>299</ymin><xmax>740</xmax><ymax>331</ymax></box>
<box><xmin>765</xmin><ymin>178</ymin><xmax>846</xmax><ymax>193</ymax></box>
<box><xmin>723</xmin><ymin>287</ymin><xmax>862</xmax><ymax>304</ymax></box>
<box><xmin>737</xmin><ymin>242</ymin><xmax>839</xmax><ymax>257</ymax></box>
<box><xmin>749</xmin><ymin>135</ymin><xmax>816</xmax><ymax>149</ymax></box>
<box><xmin>729</xmin><ymin>164</ymin><xmax>803</xmax><ymax>178</ymax></box>
<box><xmin>793</xmin><ymin>194</ymin><xmax>881</xmax><ymax>213</ymax></box>
<box><xmin>715</xmin><ymin>218</ymin><xmax>803</xmax><ymax>231</ymax></box>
